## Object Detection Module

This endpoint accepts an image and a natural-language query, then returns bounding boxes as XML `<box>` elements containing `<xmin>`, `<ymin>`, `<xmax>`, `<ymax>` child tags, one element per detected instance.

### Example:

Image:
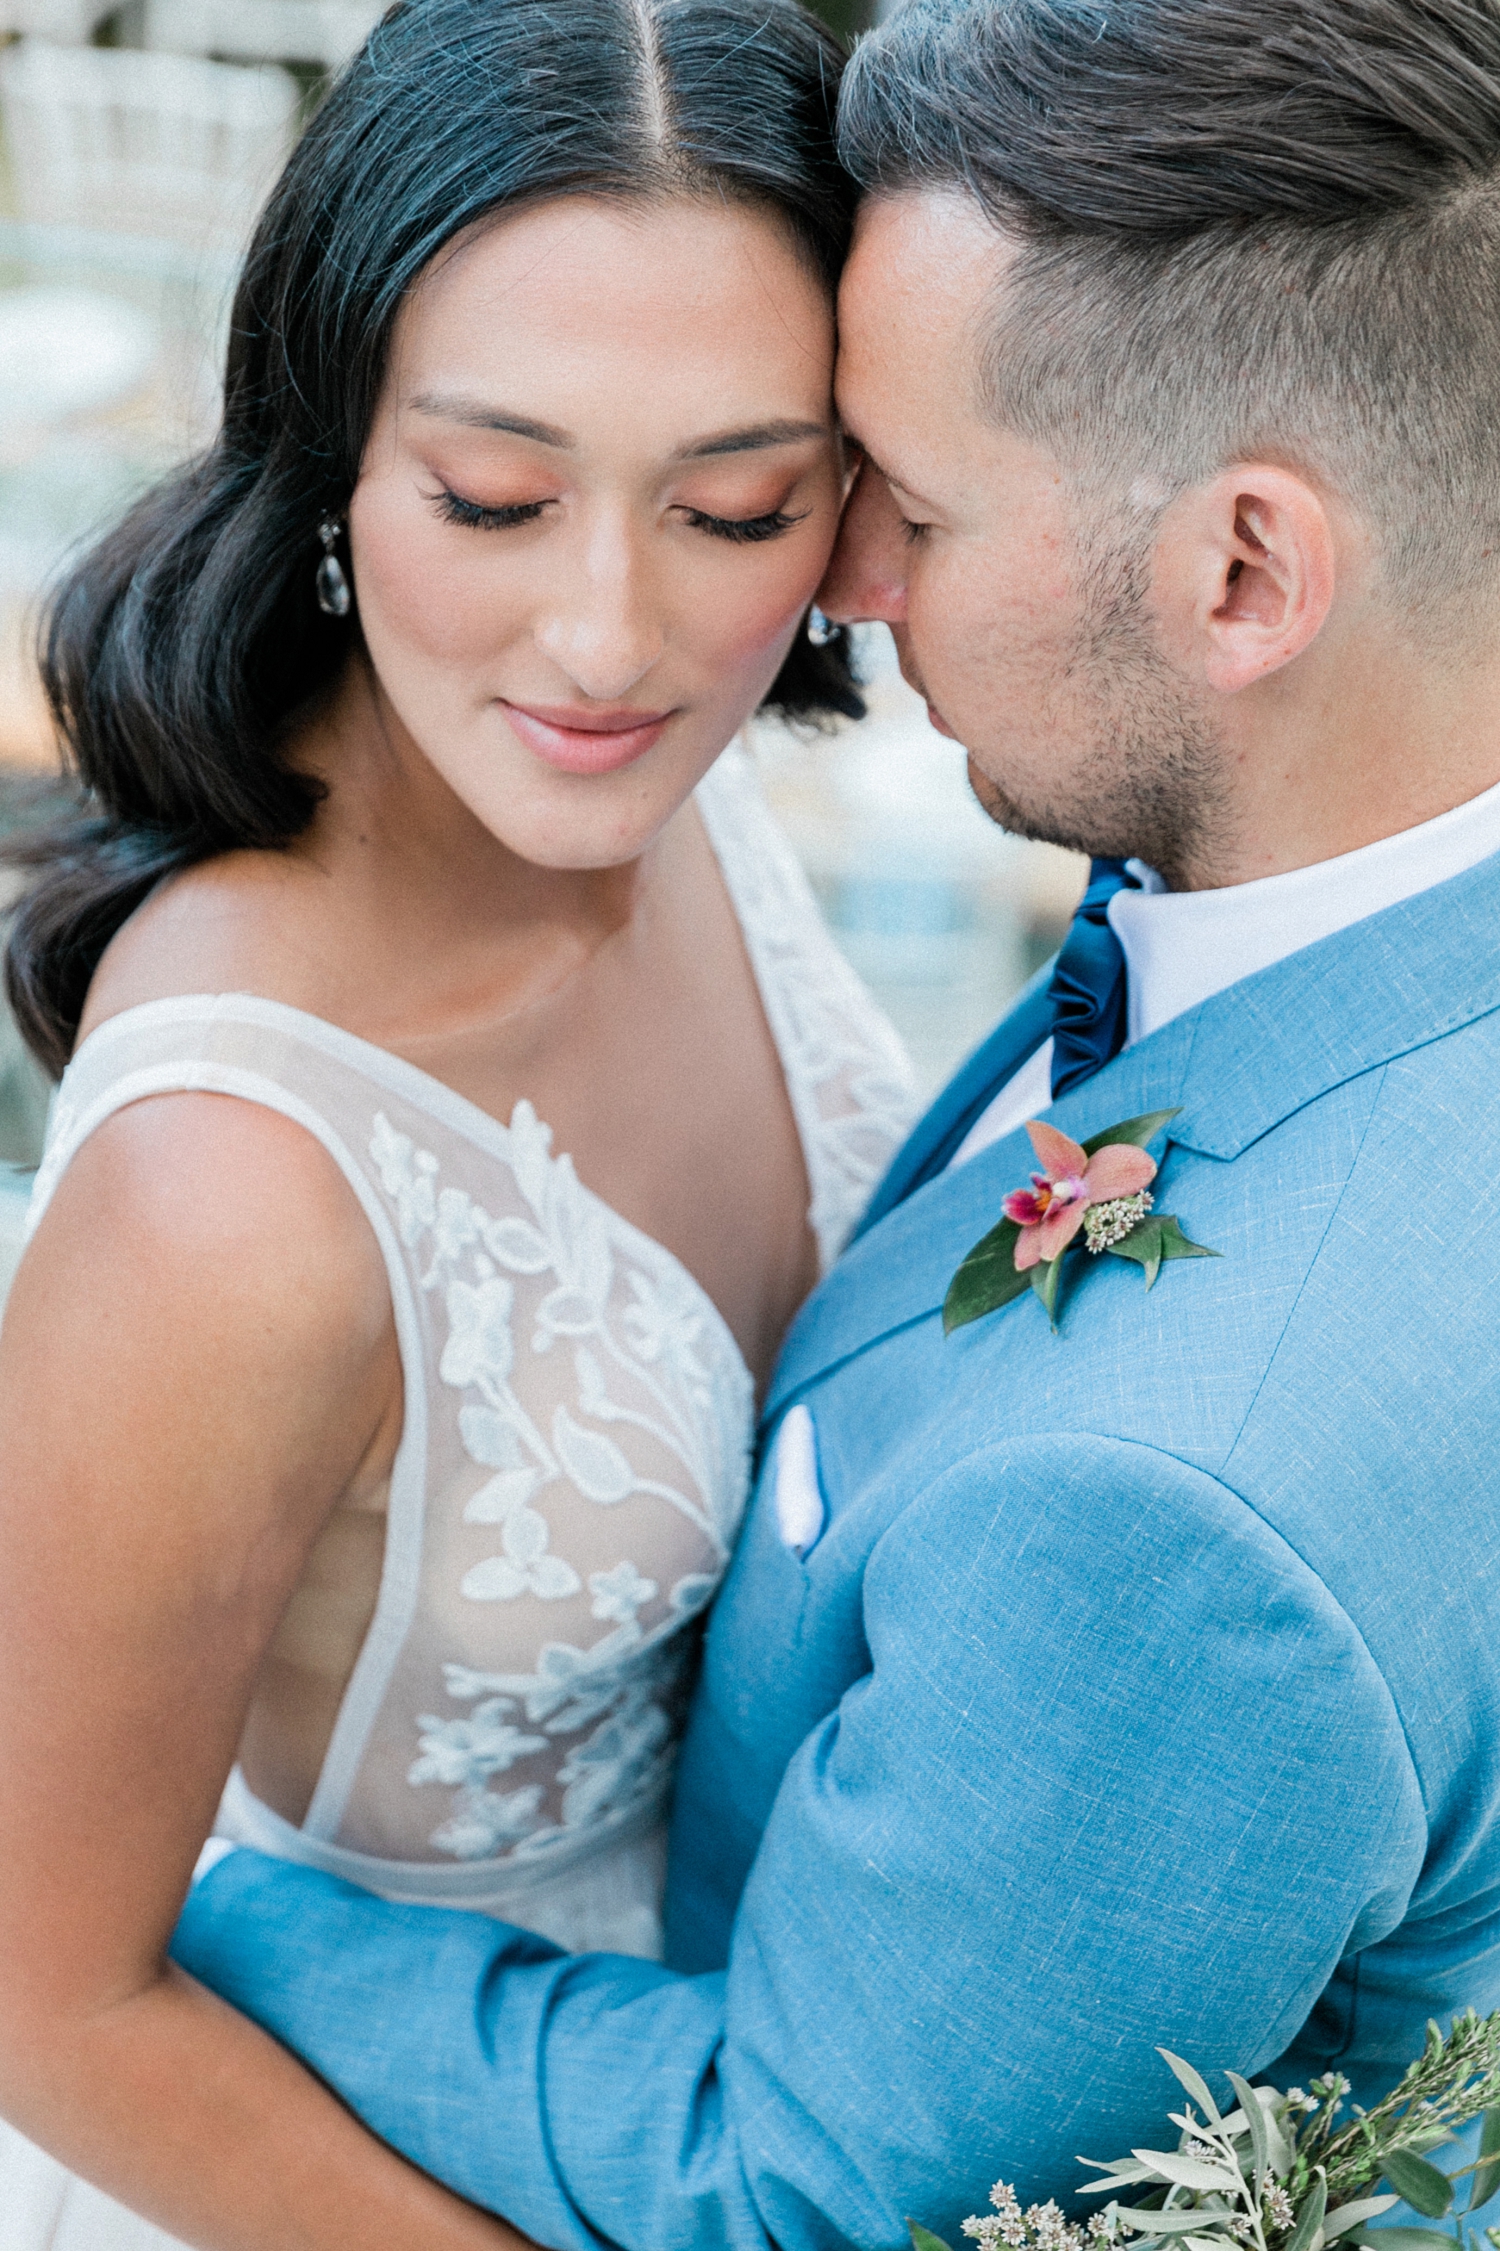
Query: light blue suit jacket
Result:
<box><xmin>173</xmin><ymin>851</ymin><xmax>1500</xmax><ymax>2251</ymax></box>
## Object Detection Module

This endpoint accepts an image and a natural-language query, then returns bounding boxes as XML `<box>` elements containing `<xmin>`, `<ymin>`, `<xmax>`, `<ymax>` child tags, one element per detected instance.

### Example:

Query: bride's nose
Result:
<box><xmin>533</xmin><ymin>515</ymin><xmax>665</xmax><ymax>700</ymax></box>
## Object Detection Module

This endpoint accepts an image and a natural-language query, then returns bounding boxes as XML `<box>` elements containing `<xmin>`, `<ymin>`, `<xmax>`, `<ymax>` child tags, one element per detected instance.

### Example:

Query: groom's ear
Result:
<box><xmin>1156</xmin><ymin>464</ymin><xmax>1337</xmax><ymax>694</ymax></box>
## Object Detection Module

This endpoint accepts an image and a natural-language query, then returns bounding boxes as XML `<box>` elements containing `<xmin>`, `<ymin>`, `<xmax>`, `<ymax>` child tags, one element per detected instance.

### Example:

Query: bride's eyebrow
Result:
<box><xmin>408</xmin><ymin>393</ymin><xmax>576</xmax><ymax>446</ymax></box>
<box><xmin>673</xmin><ymin>418</ymin><xmax>829</xmax><ymax>460</ymax></box>
<box><xmin>407</xmin><ymin>398</ymin><xmax>826</xmax><ymax>461</ymax></box>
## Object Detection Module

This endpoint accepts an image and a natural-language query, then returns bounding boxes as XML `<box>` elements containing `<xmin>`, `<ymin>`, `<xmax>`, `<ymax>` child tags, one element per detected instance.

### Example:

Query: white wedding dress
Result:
<box><xmin>0</xmin><ymin>744</ymin><xmax>919</xmax><ymax>2250</ymax></box>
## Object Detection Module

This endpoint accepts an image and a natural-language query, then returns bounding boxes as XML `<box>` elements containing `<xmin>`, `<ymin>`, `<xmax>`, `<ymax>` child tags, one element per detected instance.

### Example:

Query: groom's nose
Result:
<box><xmin>816</xmin><ymin>459</ymin><xmax>910</xmax><ymax>626</ymax></box>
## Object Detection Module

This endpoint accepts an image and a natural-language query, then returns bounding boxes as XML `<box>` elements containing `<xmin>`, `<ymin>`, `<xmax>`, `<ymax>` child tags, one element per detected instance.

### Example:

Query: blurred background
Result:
<box><xmin>0</xmin><ymin>0</ymin><xmax>1087</xmax><ymax>1279</ymax></box>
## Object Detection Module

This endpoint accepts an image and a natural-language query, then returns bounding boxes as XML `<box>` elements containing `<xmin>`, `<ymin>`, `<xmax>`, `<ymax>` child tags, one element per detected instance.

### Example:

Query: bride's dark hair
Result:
<box><xmin>9</xmin><ymin>0</ymin><xmax>862</xmax><ymax>1077</ymax></box>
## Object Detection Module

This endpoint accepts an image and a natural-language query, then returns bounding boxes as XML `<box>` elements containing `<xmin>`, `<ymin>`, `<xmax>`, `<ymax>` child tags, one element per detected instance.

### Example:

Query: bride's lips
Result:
<box><xmin>501</xmin><ymin>699</ymin><xmax>673</xmax><ymax>775</ymax></box>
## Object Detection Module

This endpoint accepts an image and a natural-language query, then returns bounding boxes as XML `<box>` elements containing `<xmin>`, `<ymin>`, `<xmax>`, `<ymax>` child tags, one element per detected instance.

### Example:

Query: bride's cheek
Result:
<box><xmin>348</xmin><ymin>480</ymin><xmax>518</xmax><ymax>670</ymax></box>
<box><xmin>361</xmin><ymin>542</ymin><xmax>532</xmax><ymax>684</ymax></box>
<box><xmin>689</xmin><ymin>546</ymin><xmax>828</xmax><ymax>679</ymax></box>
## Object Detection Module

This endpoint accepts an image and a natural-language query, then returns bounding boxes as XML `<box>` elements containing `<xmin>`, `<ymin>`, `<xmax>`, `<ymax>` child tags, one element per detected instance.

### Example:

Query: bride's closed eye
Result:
<box><xmin>432</xmin><ymin>488</ymin><xmax>552</xmax><ymax>531</ymax></box>
<box><xmin>429</xmin><ymin>484</ymin><xmax>812</xmax><ymax>545</ymax></box>
<box><xmin>676</xmin><ymin>503</ymin><xmax>812</xmax><ymax>545</ymax></box>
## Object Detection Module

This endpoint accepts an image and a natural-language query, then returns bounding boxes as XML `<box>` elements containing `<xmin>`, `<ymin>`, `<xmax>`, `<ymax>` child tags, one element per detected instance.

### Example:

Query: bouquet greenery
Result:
<box><xmin>913</xmin><ymin>2014</ymin><xmax>1500</xmax><ymax>2251</ymax></box>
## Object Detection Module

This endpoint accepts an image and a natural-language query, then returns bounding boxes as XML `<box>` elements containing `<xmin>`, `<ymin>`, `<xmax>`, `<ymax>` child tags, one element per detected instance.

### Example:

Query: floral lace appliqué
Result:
<box><xmin>372</xmin><ymin>1105</ymin><xmax>744</xmax><ymax>1861</ymax></box>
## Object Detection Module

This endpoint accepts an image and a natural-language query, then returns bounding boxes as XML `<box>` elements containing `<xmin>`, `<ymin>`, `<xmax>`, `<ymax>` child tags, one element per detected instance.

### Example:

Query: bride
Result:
<box><xmin>0</xmin><ymin>1</ymin><xmax>916</xmax><ymax>2244</ymax></box>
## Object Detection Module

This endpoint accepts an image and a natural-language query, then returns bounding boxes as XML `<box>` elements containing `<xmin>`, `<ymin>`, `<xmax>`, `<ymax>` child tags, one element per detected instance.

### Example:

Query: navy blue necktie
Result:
<box><xmin>1047</xmin><ymin>857</ymin><xmax>1141</xmax><ymax>1099</ymax></box>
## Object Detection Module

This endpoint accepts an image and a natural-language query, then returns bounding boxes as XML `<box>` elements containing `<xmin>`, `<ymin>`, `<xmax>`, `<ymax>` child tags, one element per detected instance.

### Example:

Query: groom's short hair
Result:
<box><xmin>838</xmin><ymin>0</ymin><xmax>1500</xmax><ymax>624</ymax></box>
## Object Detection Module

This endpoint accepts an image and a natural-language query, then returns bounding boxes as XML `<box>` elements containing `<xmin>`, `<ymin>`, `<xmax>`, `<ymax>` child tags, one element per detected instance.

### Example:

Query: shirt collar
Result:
<box><xmin>1108</xmin><ymin>773</ymin><xmax>1500</xmax><ymax>1045</ymax></box>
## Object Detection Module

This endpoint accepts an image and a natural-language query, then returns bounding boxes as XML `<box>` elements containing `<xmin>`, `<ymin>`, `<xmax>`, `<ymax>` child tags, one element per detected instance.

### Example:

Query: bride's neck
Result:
<box><xmin>287</xmin><ymin>652</ymin><xmax>652</xmax><ymax>958</ymax></box>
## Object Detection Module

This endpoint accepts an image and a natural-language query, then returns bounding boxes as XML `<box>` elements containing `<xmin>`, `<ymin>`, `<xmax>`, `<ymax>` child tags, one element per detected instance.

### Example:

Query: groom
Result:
<box><xmin>173</xmin><ymin>1</ymin><xmax>1500</xmax><ymax>2243</ymax></box>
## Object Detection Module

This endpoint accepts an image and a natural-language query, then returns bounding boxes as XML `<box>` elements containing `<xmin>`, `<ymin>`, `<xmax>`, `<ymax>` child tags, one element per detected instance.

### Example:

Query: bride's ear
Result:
<box><xmin>1156</xmin><ymin>465</ymin><xmax>1337</xmax><ymax>694</ymax></box>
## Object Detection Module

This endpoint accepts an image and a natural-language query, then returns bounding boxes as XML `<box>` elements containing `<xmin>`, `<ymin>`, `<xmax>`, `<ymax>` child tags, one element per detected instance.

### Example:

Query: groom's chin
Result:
<box><xmin>963</xmin><ymin>757</ymin><xmax>1089</xmax><ymax>856</ymax></box>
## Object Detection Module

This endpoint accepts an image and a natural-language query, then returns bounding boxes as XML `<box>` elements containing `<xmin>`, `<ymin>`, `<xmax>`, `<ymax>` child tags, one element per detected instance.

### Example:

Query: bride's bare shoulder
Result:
<box><xmin>77</xmin><ymin>844</ymin><xmax>340</xmax><ymax>1045</ymax></box>
<box><xmin>32</xmin><ymin>851</ymin><xmax>394</xmax><ymax>1387</ymax></box>
<box><xmin>56</xmin><ymin>846</ymin><xmax>393</xmax><ymax>1332</ymax></box>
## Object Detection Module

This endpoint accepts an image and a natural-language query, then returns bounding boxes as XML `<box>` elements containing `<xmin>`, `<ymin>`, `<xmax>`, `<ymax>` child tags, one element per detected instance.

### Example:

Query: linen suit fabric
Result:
<box><xmin>172</xmin><ymin>850</ymin><xmax>1500</xmax><ymax>2251</ymax></box>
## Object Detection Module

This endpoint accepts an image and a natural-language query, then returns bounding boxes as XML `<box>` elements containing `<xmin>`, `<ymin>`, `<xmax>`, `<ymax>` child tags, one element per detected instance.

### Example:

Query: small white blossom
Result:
<box><xmin>622</xmin><ymin>1268</ymin><xmax>708</xmax><ymax>1384</ymax></box>
<box><xmin>408</xmin><ymin>1697</ymin><xmax>546</xmax><ymax>1788</ymax></box>
<box><xmin>1263</xmin><ymin>2184</ymin><xmax>1295</xmax><ymax>2230</ymax></box>
<box><xmin>428</xmin><ymin>1781</ymin><xmax>545</xmax><ymax>1860</ymax></box>
<box><xmin>440</xmin><ymin>1273</ymin><xmax>516</xmax><ymax>1390</ymax></box>
<box><xmin>964</xmin><ymin>2184</ymin><xmax>1093</xmax><ymax>2251</ymax></box>
<box><xmin>588</xmin><ymin>1560</ymin><xmax>659</xmax><ymax>1624</ymax></box>
<box><xmin>1083</xmin><ymin>1190</ymin><xmax>1153</xmax><ymax>1254</ymax></box>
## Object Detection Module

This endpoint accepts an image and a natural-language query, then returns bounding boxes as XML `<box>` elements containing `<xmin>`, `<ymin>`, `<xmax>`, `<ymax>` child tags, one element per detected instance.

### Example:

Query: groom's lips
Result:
<box><xmin>501</xmin><ymin>699</ymin><xmax>674</xmax><ymax>775</ymax></box>
<box><xmin>891</xmin><ymin>635</ymin><xmax>957</xmax><ymax>739</ymax></box>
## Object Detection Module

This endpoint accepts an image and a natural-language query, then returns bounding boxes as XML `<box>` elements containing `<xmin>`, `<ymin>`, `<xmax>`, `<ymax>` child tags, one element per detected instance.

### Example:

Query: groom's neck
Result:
<box><xmin>1147</xmin><ymin>618</ymin><xmax>1500</xmax><ymax>893</ymax></box>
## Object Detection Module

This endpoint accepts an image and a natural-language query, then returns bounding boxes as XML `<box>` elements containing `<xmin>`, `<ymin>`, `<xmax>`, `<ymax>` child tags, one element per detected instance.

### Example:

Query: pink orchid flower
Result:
<box><xmin>1001</xmin><ymin>1121</ymin><xmax>1158</xmax><ymax>1271</ymax></box>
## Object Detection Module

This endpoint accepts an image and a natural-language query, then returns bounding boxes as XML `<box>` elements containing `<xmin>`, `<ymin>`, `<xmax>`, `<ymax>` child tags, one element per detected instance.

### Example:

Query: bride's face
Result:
<box><xmin>348</xmin><ymin>194</ymin><xmax>844</xmax><ymax>869</ymax></box>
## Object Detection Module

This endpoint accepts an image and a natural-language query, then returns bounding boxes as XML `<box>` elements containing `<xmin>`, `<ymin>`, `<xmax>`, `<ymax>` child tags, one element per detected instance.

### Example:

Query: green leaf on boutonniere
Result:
<box><xmin>1105</xmin><ymin>1213</ymin><xmax>1219</xmax><ymax>1289</ymax></box>
<box><xmin>1030</xmin><ymin>1248</ymin><xmax>1067</xmax><ymax>1331</ymax></box>
<box><xmin>1080</xmin><ymin>1107</ymin><xmax>1181</xmax><ymax>1158</ymax></box>
<box><xmin>942</xmin><ymin>1107</ymin><xmax>1206</xmax><ymax>1338</ymax></box>
<box><xmin>942</xmin><ymin>1216</ymin><xmax>1032</xmax><ymax>1333</ymax></box>
<box><xmin>908</xmin><ymin>2225</ymin><xmax>955</xmax><ymax>2251</ymax></box>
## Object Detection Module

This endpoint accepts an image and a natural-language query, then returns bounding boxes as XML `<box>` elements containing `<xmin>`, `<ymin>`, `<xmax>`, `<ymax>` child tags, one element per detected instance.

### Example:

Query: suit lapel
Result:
<box><xmin>853</xmin><ymin>968</ymin><xmax>1053</xmax><ymax>1239</ymax></box>
<box><xmin>764</xmin><ymin>1011</ymin><xmax>1198</xmax><ymax>1424</ymax></box>
<box><xmin>764</xmin><ymin>846</ymin><xmax>1500</xmax><ymax>1428</ymax></box>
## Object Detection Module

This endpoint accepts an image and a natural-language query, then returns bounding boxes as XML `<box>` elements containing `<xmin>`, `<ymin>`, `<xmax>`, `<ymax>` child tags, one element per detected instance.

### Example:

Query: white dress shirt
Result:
<box><xmin>949</xmin><ymin>773</ymin><xmax>1500</xmax><ymax>1170</ymax></box>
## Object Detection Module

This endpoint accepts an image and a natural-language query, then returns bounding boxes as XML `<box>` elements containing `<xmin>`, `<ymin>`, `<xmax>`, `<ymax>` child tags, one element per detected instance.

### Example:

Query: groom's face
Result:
<box><xmin>824</xmin><ymin>190</ymin><xmax>1212</xmax><ymax>862</ymax></box>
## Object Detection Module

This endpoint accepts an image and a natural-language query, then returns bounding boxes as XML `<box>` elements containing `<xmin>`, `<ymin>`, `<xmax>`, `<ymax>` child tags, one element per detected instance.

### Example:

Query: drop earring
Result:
<box><xmin>315</xmin><ymin>517</ymin><xmax>352</xmax><ymax>617</ymax></box>
<box><xmin>806</xmin><ymin>605</ymin><xmax>835</xmax><ymax>647</ymax></box>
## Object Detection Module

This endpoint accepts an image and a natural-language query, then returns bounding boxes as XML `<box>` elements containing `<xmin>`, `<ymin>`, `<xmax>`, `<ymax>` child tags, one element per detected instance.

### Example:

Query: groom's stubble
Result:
<box><xmin>959</xmin><ymin>518</ymin><xmax>1234</xmax><ymax>895</ymax></box>
<box><xmin>826</xmin><ymin>191</ymin><xmax>1239</xmax><ymax>896</ymax></box>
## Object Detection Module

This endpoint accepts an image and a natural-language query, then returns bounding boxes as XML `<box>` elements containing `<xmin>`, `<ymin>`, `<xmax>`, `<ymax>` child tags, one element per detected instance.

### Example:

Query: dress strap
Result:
<box><xmin>27</xmin><ymin>995</ymin><xmax>439</xmax><ymax>1844</ymax></box>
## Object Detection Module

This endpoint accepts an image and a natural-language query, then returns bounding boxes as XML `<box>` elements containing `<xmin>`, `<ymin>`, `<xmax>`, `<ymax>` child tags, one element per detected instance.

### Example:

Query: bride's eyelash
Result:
<box><xmin>680</xmin><ymin>506</ymin><xmax>811</xmax><ymax>545</ymax></box>
<box><xmin>431</xmin><ymin>489</ymin><xmax>809</xmax><ymax>544</ymax></box>
<box><xmin>434</xmin><ymin>488</ymin><xmax>550</xmax><ymax>530</ymax></box>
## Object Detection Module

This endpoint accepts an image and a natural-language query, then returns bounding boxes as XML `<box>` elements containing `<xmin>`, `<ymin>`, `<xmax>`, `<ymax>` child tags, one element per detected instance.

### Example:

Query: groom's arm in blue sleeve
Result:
<box><xmin>173</xmin><ymin>1433</ymin><xmax>1428</xmax><ymax>2251</ymax></box>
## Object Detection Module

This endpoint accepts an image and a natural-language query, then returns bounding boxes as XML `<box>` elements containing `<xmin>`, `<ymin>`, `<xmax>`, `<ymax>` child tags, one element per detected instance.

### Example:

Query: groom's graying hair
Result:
<box><xmin>838</xmin><ymin>0</ymin><xmax>1500</xmax><ymax>623</ymax></box>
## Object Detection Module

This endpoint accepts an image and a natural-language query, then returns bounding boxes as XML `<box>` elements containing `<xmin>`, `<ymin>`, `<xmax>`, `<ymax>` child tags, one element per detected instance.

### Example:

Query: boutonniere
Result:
<box><xmin>944</xmin><ymin>1108</ymin><xmax>1219</xmax><ymax>1335</ymax></box>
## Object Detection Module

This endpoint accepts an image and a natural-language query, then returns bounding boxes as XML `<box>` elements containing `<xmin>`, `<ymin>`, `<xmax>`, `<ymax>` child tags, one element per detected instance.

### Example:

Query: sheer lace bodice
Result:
<box><xmin>26</xmin><ymin>745</ymin><xmax>918</xmax><ymax>1955</ymax></box>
